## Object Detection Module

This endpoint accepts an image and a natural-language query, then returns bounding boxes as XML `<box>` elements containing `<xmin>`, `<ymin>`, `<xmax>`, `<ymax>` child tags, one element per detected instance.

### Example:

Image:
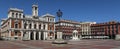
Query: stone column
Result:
<box><xmin>9</xmin><ymin>19</ymin><xmax>11</xmax><ymax>28</ymax></box>
<box><xmin>41</xmin><ymin>23</ymin><xmax>43</xmax><ymax>29</ymax></box>
<box><xmin>28</xmin><ymin>31</ymin><xmax>31</xmax><ymax>40</ymax></box>
<box><xmin>8</xmin><ymin>31</ymin><xmax>11</xmax><ymax>40</ymax></box>
<box><xmin>26</xmin><ymin>22</ymin><xmax>29</xmax><ymax>29</ymax></box>
<box><xmin>22</xmin><ymin>20</ymin><xmax>24</xmax><ymax>29</ymax></box>
<box><xmin>45</xmin><ymin>23</ymin><xmax>48</xmax><ymax>30</ymax></box>
<box><xmin>18</xmin><ymin>13</ymin><xmax>19</xmax><ymax>18</ymax></box>
<box><xmin>57</xmin><ymin>32</ymin><xmax>63</xmax><ymax>39</ymax></box>
<box><xmin>32</xmin><ymin>22</ymin><xmax>34</xmax><ymax>29</ymax></box>
<box><xmin>46</xmin><ymin>32</ymin><xmax>48</xmax><ymax>40</ymax></box>
<box><xmin>39</xmin><ymin>32</ymin><xmax>41</xmax><ymax>40</ymax></box>
<box><xmin>43</xmin><ymin>32</ymin><xmax>46</xmax><ymax>40</ymax></box>
<box><xmin>21</xmin><ymin>31</ymin><xmax>23</xmax><ymax>40</ymax></box>
<box><xmin>34</xmin><ymin>31</ymin><xmax>36</xmax><ymax>40</ymax></box>
<box><xmin>14</xmin><ymin>12</ymin><xmax>16</xmax><ymax>18</ymax></box>
<box><xmin>37</xmin><ymin>23</ymin><xmax>39</xmax><ymax>29</ymax></box>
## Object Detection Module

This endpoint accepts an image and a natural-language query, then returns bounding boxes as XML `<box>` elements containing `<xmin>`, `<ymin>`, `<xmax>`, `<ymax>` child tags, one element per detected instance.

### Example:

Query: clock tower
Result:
<box><xmin>32</xmin><ymin>4</ymin><xmax>38</xmax><ymax>19</ymax></box>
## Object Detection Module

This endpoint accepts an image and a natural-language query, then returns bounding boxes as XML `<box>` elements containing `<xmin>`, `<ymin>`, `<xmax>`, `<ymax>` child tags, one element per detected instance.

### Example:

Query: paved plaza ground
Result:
<box><xmin>0</xmin><ymin>39</ymin><xmax>120</xmax><ymax>49</ymax></box>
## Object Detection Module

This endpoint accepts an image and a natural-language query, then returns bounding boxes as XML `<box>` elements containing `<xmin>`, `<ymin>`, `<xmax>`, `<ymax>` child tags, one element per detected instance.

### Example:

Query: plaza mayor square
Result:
<box><xmin>0</xmin><ymin>0</ymin><xmax>120</xmax><ymax>49</ymax></box>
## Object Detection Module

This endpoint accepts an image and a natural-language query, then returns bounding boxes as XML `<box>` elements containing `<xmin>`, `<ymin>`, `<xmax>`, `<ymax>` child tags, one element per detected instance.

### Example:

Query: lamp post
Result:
<box><xmin>52</xmin><ymin>9</ymin><xmax>67</xmax><ymax>44</ymax></box>
<box><xmin>56</xmin><ymin>9</ymin><xmax>62</xmax><ymax>32</ymax></box>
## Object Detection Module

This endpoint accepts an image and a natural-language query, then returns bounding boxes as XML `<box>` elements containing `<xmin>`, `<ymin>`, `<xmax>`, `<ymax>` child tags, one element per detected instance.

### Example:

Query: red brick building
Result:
<box><xmin>91</xmin><ymin>21</ymin><xmax>120</xmax><ymax>39</ymax></box>
<box><xmin>55</xmin><ymin>19</ymin><xmax>81</xmax><ymax>40</ymax></box>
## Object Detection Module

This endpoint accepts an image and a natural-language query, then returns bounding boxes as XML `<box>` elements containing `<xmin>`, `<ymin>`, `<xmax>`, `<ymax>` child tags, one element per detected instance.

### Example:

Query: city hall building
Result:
<box><xmin>1</xmin><ymin>5</ymin><xmax>55</xmax><ymax>40</ymax></box>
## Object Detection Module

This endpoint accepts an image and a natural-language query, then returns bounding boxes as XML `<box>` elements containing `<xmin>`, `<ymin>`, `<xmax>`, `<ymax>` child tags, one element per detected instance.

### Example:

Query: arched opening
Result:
<box><xmin>49</xmin><ymin>32</ymin><xmax>54</xmax><ymax>39</ymax></box>
<box><xmin>19</xmin><ymin>14</ymin><xmax>21</xmax><ymax>18</ymax></box>
<box><xmin>36</xmin><ymin>32</ymin><xmax>39</xmax><ymax>40</ymax></box>
<box><xmin>16</xmin><ymin>13</ymin><xmax>18</xmax><ymax>18</ymax></box>
<box><xmin>41</xmin><ymin>32</ymin><xmax>44</xmax><ymax>40</ymax></box>
<box><xmin>30</xmin><ymin>32</ymin><xmax>34</xmax><ymax>40</ymax></box>
<box><xmin>15</xmin><ymin>23</ymin><xmax>18</xmax><ymax>28</ymax></box>
<box><xmin>12</xmin><ymin>13</ymin><xmax>14</xmax><ymax>17</ymax></box>
<box><xmin>34</xmin><ymin>24</ymin><xmax>36</xmax><ymax>29</ymax></box>
<box><xmin>55</xmin><ymin>32</ymin><xmax>57</xmax><ymax>39</ymax></box>
<box><xmin>24</xmin><ymin>22</ymin><xmax>27</xmax><ymax>29</ymax></box>
<box><xmin>29</xmin><ymin>24</ymin><xmax>31</xmax><ymax>29</ymax></box>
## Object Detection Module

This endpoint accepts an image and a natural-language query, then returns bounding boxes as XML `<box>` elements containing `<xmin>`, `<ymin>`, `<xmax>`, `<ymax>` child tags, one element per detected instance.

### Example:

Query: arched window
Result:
<box><xmin>34</xmin><ymin>24</ymin><xmax>36</xmax><ymax>29</ymax></box>
<box><xmin>43</xmin><ymin>25</ymin><xmax>45</xmax><ymax>29</ymax></box>
<box><xmin>15</xmin><ymin>32</ymin><xmax>18</xmax><ymax>35</ymax></box>
<box><xmin>24</xmin><ymin>22</ymin><xmax>27</xmax><ymax>29</ymax></box>
<box><xmin>15</xmin><ymin>23</ymin><xmax>18</xmax><ymax>28</ymax></box>
<box><xmin>29</xmin><ymin>23</ymin><xmax>31</xmax><ymax>29</ymax></box>
<box><xmin>12</xmin><ymin>13</ymin><xmax>14</xmax><ymax>17</ymax></box>
<box><xmin>39</xmin><ymin>24</ymin><xmax>41</xmax><ymax>29</ymax></box>
<box><xmin>19</xmin><ymin>14</ymin><xmax>21</xmax><ymax>18</ymax></box>
<box><xmin>50</xmin><ymin>26</ymin><xmax>52</xmax><ymax>30</ymax></box>
<box><xmin>23</xmin><ymin>15</ymin><xmax>25</xmax><ymax>18</ymax></box>
<box><xmin>16</xmin><ymin>13</ymin><xmax>18</xmax><ymax>18</ymax></box>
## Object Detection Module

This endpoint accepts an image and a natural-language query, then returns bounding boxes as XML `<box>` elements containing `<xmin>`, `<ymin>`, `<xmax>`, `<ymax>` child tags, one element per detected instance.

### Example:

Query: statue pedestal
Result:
<box><xmin>115</xmin><ymin>34</ymin><xmax>120</xmax><ymax>40</ymax></box>
<box><xmin>57</xmin><ymin>32</ymin><xmax>62</xmax><ymax>39</ymax></box>
<box><xmin>52</xmin><ymin>32</ymin><xmax>67</xmax><ymax>44</ymax></box>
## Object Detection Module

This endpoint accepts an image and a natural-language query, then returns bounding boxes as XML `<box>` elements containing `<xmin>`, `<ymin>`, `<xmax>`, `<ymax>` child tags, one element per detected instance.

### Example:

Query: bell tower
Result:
<box><xmin>32</xmin><ymin>4</ymin><xmax>38</xmax><ymax>18</ymax></box>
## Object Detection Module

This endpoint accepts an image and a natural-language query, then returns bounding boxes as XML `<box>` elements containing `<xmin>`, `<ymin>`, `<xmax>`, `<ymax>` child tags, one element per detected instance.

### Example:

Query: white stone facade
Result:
<box><xmin>1</xmin><ymin>4</ymin><xmax>55</xmax><ymax>40</ymax></box>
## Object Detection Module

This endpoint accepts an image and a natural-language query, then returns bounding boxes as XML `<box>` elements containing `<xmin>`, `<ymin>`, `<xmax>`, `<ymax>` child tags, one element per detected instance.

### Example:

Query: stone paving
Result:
<box><xmin>0</xmin><ymin>39</ymin><xmax>120</xmax><ymax>49</ymax></box>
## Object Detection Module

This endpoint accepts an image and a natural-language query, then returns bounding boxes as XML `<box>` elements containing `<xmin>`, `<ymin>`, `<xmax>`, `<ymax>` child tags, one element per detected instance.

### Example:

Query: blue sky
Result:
<box><xmin>0</xmin><ymin>0</ymin><xmax>120</xmax><ymax>23</ymax></box>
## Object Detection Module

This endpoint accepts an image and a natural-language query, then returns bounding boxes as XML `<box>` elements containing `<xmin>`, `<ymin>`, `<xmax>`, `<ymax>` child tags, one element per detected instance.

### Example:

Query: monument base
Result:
<box><xmin>52</xmin><ymin>32</ymin><xmax>67</xmax><ymax>44</ymax></box>
<box><xmin>70</xmin><ymin>38</ymin><xmax>80</xmax><ymax>41</ymax></box>
<box><xmin>52</xmin><ymin>39</ymin><xmax>67</xmax><ymax>44</ymax></box>
<box><xmin>115</xmin><ymin>34</ymin><xmax>120</xmax><ymax>40</ymax></box>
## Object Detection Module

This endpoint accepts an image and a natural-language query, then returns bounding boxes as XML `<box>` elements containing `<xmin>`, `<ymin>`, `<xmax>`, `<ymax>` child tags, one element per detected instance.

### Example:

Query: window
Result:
<box><xmin>50</xmin><ymin>26</ymin><xmax>52</xmax><ymax>30</ymax></box>
<box><xmin>39</xmin><ymin>24</ymin><xmax>41</xmax><ymax>29</ymax></box>
<box><xmin>48</xmin><ymin>18</ymin><xmax>49</xmax><ymax>21</ymax></box>
<box><xmin>23</xmin><ymin>15</ymin><xmax>25</xmax><ymax>18</ymax></box>
<box><xmin>16</xmin><ymin>13</ymin><xmax>18</xmax><ymax>18</ymax></box>
<box><xmin>19</xmin><ymin>14</ymin><xmax>21</xmax><ymax>18</ymax></box>
<box><xmin>24</xmin><ymin>23</ymin><xmax>27</xmax><ymax>29</ymax></box>
<box><xmin>12</xmin><ymin>13</ymin><xmax>14</xmax><ymax>17</ymax></box>
<box><xmin>50</xmin><ymin>19</ymin><xmax>52</xmax><ymax>22</ymax></box>
<box><xmin>35</xmin><ymin>7</ymin><xmax>37</xmax><ymax>10</ymax></box>
<box><xmin>15</xmin><ymin>23</ymin><xmax>18</xmax><ymax>28</ymax></box>
<box><xmin>34</xmin><ymin>24</ymin><xmax>36</xmax><ymax>29</ymax></box>
<box><xmin>43</xmin><ymin>25</ymin><xmax>45</xmax><ymax>29</ymax></box>
<box><xmin>29</xmin><ymin>24</ymin><xmax>31</xmax><ymax>29</ymax></box>
<box><xmin>15</xmin><ymin>32</ymin><xmax>17</xmax><ymax>35</ymax></box>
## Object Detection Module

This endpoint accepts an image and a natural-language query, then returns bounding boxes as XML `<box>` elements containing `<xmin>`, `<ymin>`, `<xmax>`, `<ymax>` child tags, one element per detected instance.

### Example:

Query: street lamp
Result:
<box><xmin>56</xmin><ymin>9</ymin><xmax>62</xmax><ymax>32</ymax></box>
<box><xmin>52</xmin><ymin>9</ymin><xmax>67</xmax><ymax>44</ymax></box>
<box><xmin>56</xmin><ymin>9</ymin><xmax>62</xmax><ymax>21</ymax></box>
